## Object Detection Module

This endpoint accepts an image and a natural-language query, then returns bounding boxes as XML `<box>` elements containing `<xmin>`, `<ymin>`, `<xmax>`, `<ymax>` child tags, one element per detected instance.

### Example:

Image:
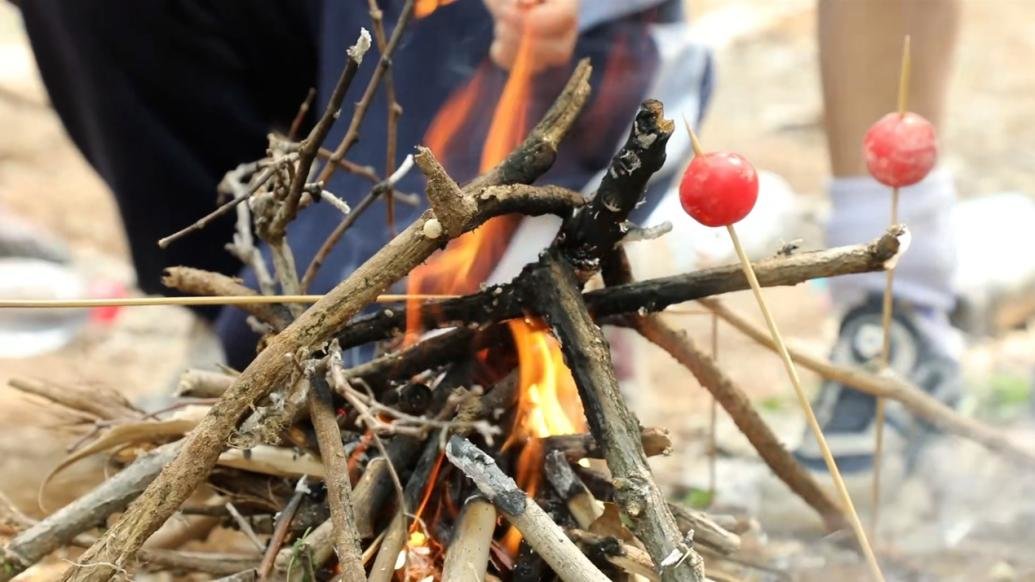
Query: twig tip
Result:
<box><xmin>348</xmin><ymin>28</ymin><xmax>373</xmax><ymax>64</ymax></box>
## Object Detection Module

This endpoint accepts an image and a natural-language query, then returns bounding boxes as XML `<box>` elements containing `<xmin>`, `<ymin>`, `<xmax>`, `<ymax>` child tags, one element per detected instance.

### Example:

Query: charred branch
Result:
<box><xmin>529</xmin><ymin>251</ymin><xmax>704</xmax><ymax>582</ymax></box>
<box><xmin>542</xmin><ymin>427</ymin><xmax>672</xmax><ymax>461</ymax></box>
<box><xmin>544</xmin><ymin>450</ymin><xmax>603</xmax><ymax>529</ymax></box>
<box><xmin>571</xmin><ymin>529</ymin><xmax>660</xmax><ymax>582</ymax></box>
<box><xmin>334</xmin><ymin>228</ymin><xmax>906</xmax><ymax>349</ymax></box>
<box><xmin>445</xmin><ymin>436</ymin><xmax>610</xmax><ymax>582</ymax></box>
<box><xmin>558</xmin><ymin>99</ymin><xmax>674</xmax><ymax>273</ymax></box>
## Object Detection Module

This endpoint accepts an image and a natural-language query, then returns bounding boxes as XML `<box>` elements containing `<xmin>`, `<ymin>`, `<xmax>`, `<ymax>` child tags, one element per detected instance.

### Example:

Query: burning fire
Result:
<box><xmin>414</xmin><ymin>0</ymin><xmax>457</xmax><ymax>19</ymax></box>
<box><xmin>404</xmin><ymin>6</ymin><xmax>586</xmax><ymax>565</ymax></box>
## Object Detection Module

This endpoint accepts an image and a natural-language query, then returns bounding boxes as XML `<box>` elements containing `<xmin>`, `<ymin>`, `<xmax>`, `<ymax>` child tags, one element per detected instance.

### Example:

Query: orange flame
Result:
<box><xmin>403</xmin><ymin>20</ymin><xmax>536</xmax><ymax>341</ymax></box>
<box><xmin>415</xmin><ymin>0</ymin><xmax>457</xmax><ymax>19</ymax></box>
<box><xmin>499</xmin><ymin>318</ymin><xmax>585</xmax><ymax>554</ymax></box>
<box><xmin>408</xmin><ymin>10</ymin><xmax>586</xmax><ymax>562</ymax></box>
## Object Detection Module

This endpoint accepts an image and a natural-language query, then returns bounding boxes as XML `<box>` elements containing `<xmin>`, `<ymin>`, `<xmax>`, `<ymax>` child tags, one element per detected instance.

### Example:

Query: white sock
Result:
<box><xmin>826</xmin><ymin>169</ymin><xmax>958</xmax><ymax>313</ymax></box>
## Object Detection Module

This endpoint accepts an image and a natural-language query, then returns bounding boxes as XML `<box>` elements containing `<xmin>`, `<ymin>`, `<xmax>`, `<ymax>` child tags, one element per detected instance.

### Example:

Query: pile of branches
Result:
<box><xmin>3</xmin><ymin>12</ymin><xmax>1033</xmax><ymax>582</ymax></box>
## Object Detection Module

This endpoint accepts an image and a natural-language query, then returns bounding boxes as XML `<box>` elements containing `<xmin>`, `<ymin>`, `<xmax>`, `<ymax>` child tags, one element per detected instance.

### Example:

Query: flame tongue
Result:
<box><xmin>404</xmin><ymin>15</ymin><xmax>537</xmax><ymax>341</ymax></box>
<box><xmin>415</xmin><ymin>0</ymin><xmax>458</xmax><ymax>19</ymax></box>
<box><xmin>407</xmin><ymin>13</ymin><xmax>586</xmax><ymax>563</ymax></box>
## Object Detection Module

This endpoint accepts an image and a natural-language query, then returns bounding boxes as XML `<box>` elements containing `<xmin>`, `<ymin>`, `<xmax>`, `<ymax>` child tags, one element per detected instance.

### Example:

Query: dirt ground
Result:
<box><xmin>2</xmin><ymin>1</ymin><xmax>1035</xmax><ymax>580</ymax></box>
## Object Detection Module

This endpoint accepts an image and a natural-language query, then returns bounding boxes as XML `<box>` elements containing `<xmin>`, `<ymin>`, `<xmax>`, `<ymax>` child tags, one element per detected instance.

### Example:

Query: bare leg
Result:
<box><xmin>820</xmin><ymin>0</ymin><xmax>961</xmax><ymax>177</ymax></box>
<box><xmin>798</xmin><ymin>0</ymin><xmax>966</xmax><ymax>528</ymax></box>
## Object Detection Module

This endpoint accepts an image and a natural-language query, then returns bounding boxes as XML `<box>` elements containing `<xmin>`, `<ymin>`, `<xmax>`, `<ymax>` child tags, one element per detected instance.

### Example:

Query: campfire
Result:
<box><xmin>5</xmin><ymin>5</ymin><xmax>1033</xmax><ymax>582</ymax></box>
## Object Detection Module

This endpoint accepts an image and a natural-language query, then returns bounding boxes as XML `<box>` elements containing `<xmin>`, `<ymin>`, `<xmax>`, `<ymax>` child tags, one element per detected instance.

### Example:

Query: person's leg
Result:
<box><xmin>799</xmin><ymin>0</ymin><xmax>963</xmax><ymax>473</ymax></box>
<box><xmin>20</xmin><ymin>1</ymin><xmax>318</xmax><ymax>299</ymax></box>
<box><xmin>820</xmin><ymin>0</ymin><xmax>959</xmax><ymax>178</ymax></box>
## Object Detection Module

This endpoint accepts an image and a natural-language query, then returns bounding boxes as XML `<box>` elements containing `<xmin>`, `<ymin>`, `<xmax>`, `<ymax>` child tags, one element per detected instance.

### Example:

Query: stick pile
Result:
<box><xmin>3</xmin><ymin>11</ymin><xmax>1033</xmax><ymax>582</ymax></box>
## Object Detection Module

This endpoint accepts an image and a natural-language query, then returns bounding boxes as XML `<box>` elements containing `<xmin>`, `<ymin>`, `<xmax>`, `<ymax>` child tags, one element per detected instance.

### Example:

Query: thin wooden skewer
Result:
<box><xmin>726</xmin><ymin>225</ymin><xmax>885</xmax><ymax>582</ymax></box>
<box><xmin>0</xmin><ymin>294</ymin><xmax>457</xmax><ymax>309</ymax></box>
<box><xmin>662</xmin><ymin>308</ymin><xmax>713</xmax><ymax>316</ymax></box>
<box><xmin>874</xmin><ymin>34</ymin><xmax>912</xmax><ymax>533</ymax></box>
<box><xmin>683</xmin><ymin>120</ymin><xmax>884</xmax><ymax>581</ymax></box>
<box><xmin>707</xmin><ymin>312</ymin><xmax>719</xmax><ymax>502</ymax></box>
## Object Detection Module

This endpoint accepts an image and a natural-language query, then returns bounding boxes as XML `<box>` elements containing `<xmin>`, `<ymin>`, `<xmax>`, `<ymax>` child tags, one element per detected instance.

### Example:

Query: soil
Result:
<box><xmin>1</xmin><ymin>1</ymin><xmax>1034</xmax><ymax>580</ymax></box>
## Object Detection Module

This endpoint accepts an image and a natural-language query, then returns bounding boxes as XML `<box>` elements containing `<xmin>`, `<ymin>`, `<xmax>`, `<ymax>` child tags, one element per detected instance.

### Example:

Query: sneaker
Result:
<box><xmin>794</xmin><ymin>294</ymin><xmax>963</xmax><ymax>475</ymax></box>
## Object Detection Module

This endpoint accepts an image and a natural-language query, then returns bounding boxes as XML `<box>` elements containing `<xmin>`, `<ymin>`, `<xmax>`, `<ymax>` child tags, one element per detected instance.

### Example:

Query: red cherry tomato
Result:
<box><xmin>679</xmin><ymin>152</ymin><xmax>759</xmax><ymax>227</ymax></box>
<box><xmin>863</xmin><ymin>112</ymin><xmax>937</xmax><ymax>187</ymax></box>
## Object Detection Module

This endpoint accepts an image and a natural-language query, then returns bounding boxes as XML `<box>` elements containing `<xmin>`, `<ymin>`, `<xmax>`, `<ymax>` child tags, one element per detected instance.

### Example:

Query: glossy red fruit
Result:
<box><xmin>679</xmin><ymin>152</ymin><xmax>759</xmax><ymax>227</ymax></box>
<box><xmin>863</xmin><ymin>112</ymin><xmax>938</xmax><ymax>187</ymax></box>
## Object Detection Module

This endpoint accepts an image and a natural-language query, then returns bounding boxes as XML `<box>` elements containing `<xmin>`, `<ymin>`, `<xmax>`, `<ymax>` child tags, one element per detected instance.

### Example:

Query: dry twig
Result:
<box><xmin>306</xmin><ymin>377</ymin><xmax>366</xmax><ymax>581</ymax></box>
<box><xmin>531</xmin><ymin>252</ymin><xmax>705</xmax><ymax>582</ymax></box>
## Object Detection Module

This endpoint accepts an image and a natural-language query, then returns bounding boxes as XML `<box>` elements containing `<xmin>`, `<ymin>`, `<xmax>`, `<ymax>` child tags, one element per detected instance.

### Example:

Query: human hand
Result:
<box><xmin>483</xmin><ymin>0</ymin><xmax>578</xmax><ymax>73</ymax></box>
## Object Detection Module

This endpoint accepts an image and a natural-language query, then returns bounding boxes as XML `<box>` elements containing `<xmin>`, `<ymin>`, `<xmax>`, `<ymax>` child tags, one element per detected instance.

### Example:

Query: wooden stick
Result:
<box><xmin>897</xmin><ymin>35</ymin><xmax>912</xmax><ymax>118</ymax></box>
<box><xmin>366</xmin><ymin>0</ymin><xmax>402</xmax><ymax>234</ymax></box>
<box><xmin>0</xmin><ymin>293</ymin><xmax>456</xmax><ymax>309</ymax></box>
<box><xmin>177</xmin><ymin>369</ymin><xmax>236</xmax><ymax>399</ymax></box>
<box><xmin>306</xmin><ymin>379</ymin><xmax>366</xmax><ymax>581</ymax></box>
<box><xmin>57</xmin><ymin>63</ymin><xmax>591</xmax><ymax>582</ymax></box>
<box><xmin>544</xmin><ymin>450</ymin><xmax>603</xmax><ymax>529</ymax></box>
<box><xmin>708</xmin><ymin>313</ymin><xmax>719</xmax><ymax>502</ymax></box>
<box><xmin>541</xmin><ymin>427</ymin><xmax>672</xmax><ymax>461</ymax></box>
<box><xmin>137</xmin><ymin>549</ymin><xmax>261</xmax><ymax>577</ymax></box>
<box><xmin>725</xmin><ymin>224</ymin><xmax>884</xmax><ymax>581</ymax></box>
<box><xmin>570</xmin><ymin>529</ymin><xmax>660</xmax><ymax>582</ymax></box>
<box><xmin>336</xmin><ymin>227</ymin><xmax>907</xmax><ymax>350</ymax></box>
<box><xmin>445</xmin><ymin>436</ymin><xmax>611</xmax><ymax>582</ymax></box>
<box><xmin>874</xmin><ymin>33</ymin><xmax>912</xmax><ymax>532</ymax></box>
<box><xmin>257</xmin><ymin>476</ymin><xmax>309</xmax><ymax>581</ymax></box>
<box><xmin>0</xmin><ymin>443</ymin><xmax>181</xmax><ymax>582</ymax></box>
<box><xmin>532</xmin><ymin>252</ymin><xmax>705</xmax><ymax>582</ymax></box>
<box><xmin>367</xmin><ymin>511</ymin><xmax>406</xmax><ymax>582</ymax></box>
<box><xmin>629</xmin><ymin>315</ymin><xmax>845</xmax><ymax>532</ymax></box>
<box><xmin>441</xmin><ymin>498</ymin><xmax>497</xmax><ymax>582</ymax></box>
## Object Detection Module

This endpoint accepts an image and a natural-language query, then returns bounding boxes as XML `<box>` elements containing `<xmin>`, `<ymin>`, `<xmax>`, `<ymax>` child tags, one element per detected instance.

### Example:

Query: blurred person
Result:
<box><xmin>795</xmin><ymin>0</ymin><xmax>963</xmax><ymax>483</ymax></box>
<box><xmin>18</xmin><ymin>0</ymin><xmax>708</xmax><ymax>368</ymax></box>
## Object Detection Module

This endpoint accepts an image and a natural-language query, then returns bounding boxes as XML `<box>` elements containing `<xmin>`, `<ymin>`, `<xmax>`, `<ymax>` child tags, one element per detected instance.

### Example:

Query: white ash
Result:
<box><xmin>422</xmin><ymin>218</ymin><xmax>443</xmax><ymax>239</ymax></box>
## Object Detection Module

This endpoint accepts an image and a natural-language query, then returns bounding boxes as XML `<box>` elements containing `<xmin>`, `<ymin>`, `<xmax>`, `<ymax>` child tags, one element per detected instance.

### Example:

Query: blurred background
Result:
<box><xmin>2</xmin><ymin>0</ymin><xmax>1035</xmax><ymax>579</ymax></box>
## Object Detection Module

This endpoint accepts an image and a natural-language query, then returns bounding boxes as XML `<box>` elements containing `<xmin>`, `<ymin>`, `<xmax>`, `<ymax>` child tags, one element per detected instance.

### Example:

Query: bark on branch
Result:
<box><xmin>530</xmin><ymin>252</ymin><xmax>705</xmax><ymax>582</ymax></box>
<box><xmin>306</xmin><ymin>377</ymin><xmax>366</xmax><ymax>580</ymax></box>
<box><xmin>162</xmin><ymin>267</ymin><xmax>292</xmax><ymax>330</ymax></box>
<box><xmin>558</xmin><ymin>99</ymin><xmax>673</xmax><ymax>273</ymax></box>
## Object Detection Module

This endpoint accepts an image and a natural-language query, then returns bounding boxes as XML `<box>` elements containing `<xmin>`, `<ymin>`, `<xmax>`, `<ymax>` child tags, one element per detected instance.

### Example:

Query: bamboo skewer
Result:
<box><xmin>873</xmin><ymin>34</ymin><xmax>912</xmax><ymax>533</ymax></box>
<box><xmin>683</xmin><ymin>121</ymin><xmax>884</xmax><ymax>581</ymax></box>
<box><xmin>726</xmin><ymin>225</ymin><xmax>884</xmax><ymax>582</ymax></box>
<box><xmin>0</xmin><ymin>294</ymin><xmax>457</xmax><ymax>309</ymax></box>
<box><xmin>708</xmin><ymin>312</ymin><xmax>719</xmax><ymax>502</ymax></box>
